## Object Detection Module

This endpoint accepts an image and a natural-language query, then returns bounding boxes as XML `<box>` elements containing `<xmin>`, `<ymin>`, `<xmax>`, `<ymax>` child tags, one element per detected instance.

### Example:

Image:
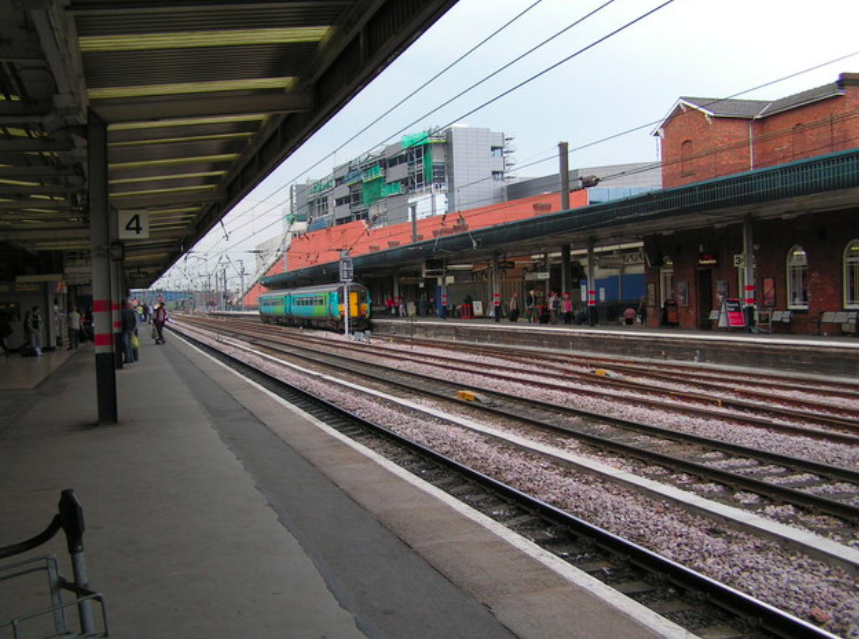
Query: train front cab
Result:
<box><xmin>340</xmin><ymin>285</ymin><xmax>370</xmax><ymax>331</ymax></box>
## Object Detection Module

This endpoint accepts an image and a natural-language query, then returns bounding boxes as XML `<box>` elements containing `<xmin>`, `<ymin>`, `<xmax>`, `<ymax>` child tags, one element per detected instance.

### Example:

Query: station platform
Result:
<box><xmin>370</xmin><ymin>315</ymin><xmax>859</xmax><ymax>378</ymax></box>
<box><xmin>0</xmin><ymin>331</ymin><xmax>679</xmax><ymax>639</ymax></box>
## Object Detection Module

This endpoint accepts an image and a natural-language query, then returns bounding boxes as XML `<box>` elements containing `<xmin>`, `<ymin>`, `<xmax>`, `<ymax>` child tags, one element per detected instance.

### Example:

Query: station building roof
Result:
<box><xmin>0</xmin><ymin>0</ymin><xmax>458</xmax><ymax>289</ymax></box>
<box><xmin>261</xmin><ymin>147</ymin><xmax>859</xmax><ymax>289</ymax></box>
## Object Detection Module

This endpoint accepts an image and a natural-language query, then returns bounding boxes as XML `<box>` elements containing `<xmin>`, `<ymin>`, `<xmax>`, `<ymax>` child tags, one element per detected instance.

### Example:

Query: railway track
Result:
<box><xmin>173</xmin><ymin>322</ymin><xmax>847</xmax><ymax>639</ymax></box>
<box><xmin>179</xmin><ymin>318</ymin><xmax>859</xmax><ymax>530</ymax></box>
<box><xmin>187</xmin><ymin>315</ymin><xmax>859</xmax><ymax>438</ymax></box>
<box><xmin>378</xmin><ymin>331</ymin><xmax>859</xmax><ymax>410</ymax></box>
<box><xmin>229</xmin><ymin>330</ymin><xmax>859</xmax><ymax>529</ymax></box>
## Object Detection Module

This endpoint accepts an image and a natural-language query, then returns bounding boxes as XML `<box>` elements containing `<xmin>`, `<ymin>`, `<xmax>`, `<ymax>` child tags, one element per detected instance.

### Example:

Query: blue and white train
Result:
<box><xmin>258</xmin><ymin>283</ymin><xmax>371</xmax><ymax>330</ymax></box>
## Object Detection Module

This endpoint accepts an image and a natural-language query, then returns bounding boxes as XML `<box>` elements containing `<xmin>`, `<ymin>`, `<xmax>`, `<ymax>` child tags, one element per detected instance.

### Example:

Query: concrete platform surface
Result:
<box><xmin>0</xmin><ymin>332</ymin><xmax>679</xmax><ymax>639</ymax></box>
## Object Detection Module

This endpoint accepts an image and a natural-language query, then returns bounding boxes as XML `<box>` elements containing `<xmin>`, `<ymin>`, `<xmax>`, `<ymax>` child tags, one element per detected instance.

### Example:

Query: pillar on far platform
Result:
<box><xmin>587</xmin><ymin>237</ymin><xmax>597</xmax><ymax>326</ymax></box>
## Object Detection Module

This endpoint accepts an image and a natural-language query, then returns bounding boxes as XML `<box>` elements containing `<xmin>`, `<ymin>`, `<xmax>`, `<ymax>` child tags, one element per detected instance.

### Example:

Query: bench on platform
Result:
<box><xmin>769</xmin><ymin>310</ymin><xmax>793</xmax><ymax>331</ymax></box>
<box><xmin>817</xmin><ymin>310</ymin><xmax>859</xmax><ymax>335</ymax></box>
<box><xmin>755</xmin><ymin>309</ymin><xmax>773</xmax><ymax>333</ymax></box>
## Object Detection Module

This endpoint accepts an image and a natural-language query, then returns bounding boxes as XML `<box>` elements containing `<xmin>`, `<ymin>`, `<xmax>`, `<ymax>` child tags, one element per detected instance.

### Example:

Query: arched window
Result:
<box><xmin>660</xmin><ymin>256</ymin><xmax>675</xmax><ymax>305</ymax></box>
<box><xmin>680</xmin><ymin>141</ymin><xmax>694</xmax><ymax>176</ymax></box>
<box><xmin>786</xmin><ymin>245</ymin><xmax>808</xmax><ymax>309</ymax></box>
<box><xmin>845</xmin><ymin>240</ymin><xmax>859</xmax><ymax>308</ymax></box>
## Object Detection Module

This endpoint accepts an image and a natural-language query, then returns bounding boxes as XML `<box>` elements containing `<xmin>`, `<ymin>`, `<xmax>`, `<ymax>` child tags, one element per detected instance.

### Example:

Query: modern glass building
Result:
<box><xmin>295</xmin><ymin>125</ymin><xmax>509</xmax><ymax>231</ymax></box>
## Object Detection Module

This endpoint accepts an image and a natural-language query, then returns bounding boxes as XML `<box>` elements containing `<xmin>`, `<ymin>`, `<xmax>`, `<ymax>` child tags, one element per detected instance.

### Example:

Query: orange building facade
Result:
<box><xmin>245</xmin><ymin>189</ymin><xmax>589</xmax><ymax>306</ymax></box>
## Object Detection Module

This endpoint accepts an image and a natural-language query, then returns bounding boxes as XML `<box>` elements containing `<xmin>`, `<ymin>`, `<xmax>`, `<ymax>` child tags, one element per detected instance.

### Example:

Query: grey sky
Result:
<box><xmin>159</xmin><ymin>0</ymin><xmax>859</xmax><ymax>286</ymax></box>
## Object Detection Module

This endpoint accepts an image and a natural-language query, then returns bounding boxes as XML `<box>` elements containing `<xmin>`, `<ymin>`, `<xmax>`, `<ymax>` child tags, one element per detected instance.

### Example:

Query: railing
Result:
<box><xmin>0</xmin><ymin>489</ymin><xmax>108</xmax><ymax>638</ymax></box>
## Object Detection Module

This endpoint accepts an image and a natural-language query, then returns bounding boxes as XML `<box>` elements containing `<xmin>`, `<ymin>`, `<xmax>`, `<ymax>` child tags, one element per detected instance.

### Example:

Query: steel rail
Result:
<box><xmin>178</xmin><ymin>327</ymin><xmax>843</xmax><ymax>639</ymax></box>
<box><xmin>241</xmin><ymin>333</ymin><xmax>859</xmax><ymax>523</ymax></box>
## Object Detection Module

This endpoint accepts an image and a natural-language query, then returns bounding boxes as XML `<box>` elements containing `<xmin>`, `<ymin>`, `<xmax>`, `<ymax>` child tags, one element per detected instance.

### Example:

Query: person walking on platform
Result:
<box><xmin>562</xmin><ymin>292</ymin><xmax>573</xmax><ymax>324</ymax></box>
<box><xmin>526</xmin><ymin>290</ymin><xmax>537</xmax><ymax>323</ymax></box>
<box><xmin>121</xmin><ymin>301</ymin><xmax>137</xmax><ymax>364</ymax></box>
<box><xmin>508</xmin><ymin>293</ymin><xmax>520</xmax><ymax>322</ymax></box>
<box><xmin>67</xmin><ymin>306</ymin><xmax>82</xmax><ymax>350</ymax></box>
<box><xmin>548</xmin><ymin>292</ymin><xmax>560</xmax><ymax>324</ymax></box>
<box><xmin>25</xmin><ymin>307</ymin><xmax>43</xmax><ymax>356</ymax></box>
<box><xmin>0</xmin><ymin>312</ymin><xmax>12</xmax><ymax>355</ymax></box>
<box><xmin>153</xmin><ymin>302</ymin><xmax>168</xmax><ymax>344</ymax></box>
<box><xmin>623</xmin><ymin>306</ymin><xmax>637</xmax><ymax>325</ymax></box>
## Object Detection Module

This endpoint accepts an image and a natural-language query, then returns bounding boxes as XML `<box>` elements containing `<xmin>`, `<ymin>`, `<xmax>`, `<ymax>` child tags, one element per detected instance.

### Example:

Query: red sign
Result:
<box><xmin>723</xmin><ymin>298</ymin><xmax>746</xmax><ymax>327</ymax></box>
<box><xmin>698</xmin><ymin>252</ymin><xmax>718</xmax><ymax>267</ymax></box>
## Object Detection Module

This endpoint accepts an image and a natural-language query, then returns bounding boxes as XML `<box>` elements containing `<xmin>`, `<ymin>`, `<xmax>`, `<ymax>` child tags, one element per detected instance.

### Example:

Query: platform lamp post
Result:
<box><xmin>340</xmin><ymin>250</ymin><xmax>353</xmax><ymax>338</ymax></box>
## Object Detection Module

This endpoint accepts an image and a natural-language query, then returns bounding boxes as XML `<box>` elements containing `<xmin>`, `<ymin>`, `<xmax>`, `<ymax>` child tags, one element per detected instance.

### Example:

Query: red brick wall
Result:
<box><xmin>643</xmin><ymin>209</ymin><xmax>859</xmax><ymax>333</ymax></box>
<box><xmin>755</xmin><ymin>91</ymin><xmax>859</xmax><ymax>168</ymax></box>
<box><xmin>660</xmin><ymin>107</ymin><xmax>751</xmax><ymax>188</ymax></box>
<box><xmin>660</xmin><ymin>77</ymin><xmax>859</xmax><ymax>187</ymax></box>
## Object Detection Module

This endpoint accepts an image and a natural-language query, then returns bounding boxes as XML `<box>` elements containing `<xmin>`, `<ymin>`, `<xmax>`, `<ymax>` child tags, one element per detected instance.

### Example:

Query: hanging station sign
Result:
<box><xmin>697</xmin><ymin>252</ymin><xmax>718</xmax><ymax>267</ymax></box>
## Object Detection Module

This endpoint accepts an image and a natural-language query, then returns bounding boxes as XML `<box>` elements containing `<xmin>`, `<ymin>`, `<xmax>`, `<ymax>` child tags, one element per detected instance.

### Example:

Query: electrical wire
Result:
<box><xmin>199</xmin><ymin>0</ymin><xmax>551</xmax><ymax>255</ymax></box>
<box><xmin>163</xmin><ymin>25</ymin><xmax>859</xmax><ymax>289</ymax></box>
<box><xmin>200</xmin><ymin>0</ymin><xmax>663</xmax><ymax>257</ymax></box>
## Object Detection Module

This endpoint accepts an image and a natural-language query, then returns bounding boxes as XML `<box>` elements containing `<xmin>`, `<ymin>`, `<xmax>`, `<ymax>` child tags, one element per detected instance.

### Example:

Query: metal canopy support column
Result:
<box><xmin>742</xmin><ymin>215</ymin><xmax>756</xmax><ymax>329</ymax></box>
<box><xmin>587</xmin><ymin>237</ymin><xmax>597</xmax><ymax>326</ymax></box>
<box><xmin>561</xmin><ymin>244</ymin><xmax>571</xmax><ymax>295</ymax></box>
<box><xmin>492</xmin><ymin>254</ymin><xmax>501</xmax><ymax>322</ymax></box>
<box><xmin>110</xmin><ymin>213</ymin><xmax>123</xmax><ymax>369</ymax></box>
<box><xmin>87</xmin><ymin>110</ymin><xmax>117</xmax><ymax>424</ymax></box>
<box><xmin>440</xmin><ymin>263</ymin><xmax>448</xmax><ymax>318</ymax></box>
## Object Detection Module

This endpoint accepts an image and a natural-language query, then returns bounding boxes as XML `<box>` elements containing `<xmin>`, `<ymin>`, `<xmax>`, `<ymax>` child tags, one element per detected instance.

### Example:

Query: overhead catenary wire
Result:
<box><xmin>166</xmin><ymin>13</ymin><xmax>859</xmax><ymax>290</ymax></box>
<box><xmin>198</xmin><ymin>0</ymin><xmax>664</xmax><ymax>258</ymax></box>
<box><xmin>180</xmin><ymin>49</ymin><xmax>859</xmax><ymax>294</ymax></box>
<box><xmin>198</xmin><ymin>0</ymin><xmax>551</xmax><ymax>256</ymax></box>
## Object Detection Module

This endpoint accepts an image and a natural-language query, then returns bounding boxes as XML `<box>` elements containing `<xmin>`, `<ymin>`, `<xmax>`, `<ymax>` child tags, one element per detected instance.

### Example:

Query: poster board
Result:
<box><xmin>718</xmin><ymin>298</ymin><xmax>746</xmax><ymax>328</ymax></box>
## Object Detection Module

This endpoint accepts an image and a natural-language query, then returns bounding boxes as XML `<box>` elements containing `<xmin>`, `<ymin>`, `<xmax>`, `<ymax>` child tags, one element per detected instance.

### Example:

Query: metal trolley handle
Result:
<box><xmin>0</xmin><ymin>489</ymin><xmax>107</xmax><ymax>638</ymax></box>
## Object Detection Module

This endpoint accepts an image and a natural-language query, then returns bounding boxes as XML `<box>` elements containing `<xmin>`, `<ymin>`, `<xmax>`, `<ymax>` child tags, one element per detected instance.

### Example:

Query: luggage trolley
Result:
<box><xmin>0</xmin><ymin>490</ymin><xmax>108</xmax><ymax>638</ymax></box>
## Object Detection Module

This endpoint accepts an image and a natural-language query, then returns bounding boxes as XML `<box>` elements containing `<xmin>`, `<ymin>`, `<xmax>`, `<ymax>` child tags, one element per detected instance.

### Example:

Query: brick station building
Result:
<box><xmin>646</xmin><ymin>73</ymin><xmax>859</xmax><ymax>333</ymax></box>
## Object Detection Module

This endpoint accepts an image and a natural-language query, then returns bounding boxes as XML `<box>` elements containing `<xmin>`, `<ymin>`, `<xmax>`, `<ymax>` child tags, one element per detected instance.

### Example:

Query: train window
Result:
<box><xmin>846</xmin><ymin>240</ymin><xmax>859</xmax><ymax>308</ymax></box>
<box><xmin>786</xmin><ymin>245</ymin><xmax>808</xmax><ymax>309</ymax></box>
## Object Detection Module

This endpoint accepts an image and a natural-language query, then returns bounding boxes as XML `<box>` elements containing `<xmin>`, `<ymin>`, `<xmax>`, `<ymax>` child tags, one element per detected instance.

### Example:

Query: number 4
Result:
<box><xmin>125</xmin><ymin>214</ymin><xmax>143</xmax><ymax>235</ymax></box>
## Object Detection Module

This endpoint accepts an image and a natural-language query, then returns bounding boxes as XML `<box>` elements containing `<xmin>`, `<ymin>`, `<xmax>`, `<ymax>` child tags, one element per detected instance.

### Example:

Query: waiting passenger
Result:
<box><xmin>548</xmin><ymin>292</ymin><xmax>561</xmax><ymax>324</ymax></box>
<box><xmin>623</xmin><ymin>307</ymin><xmax>636</xmax><ymax>325</ymax></box>
<box><xmin>561</xmin><ymin>293</ymin><xmax>572</xmax><ymax>324</ymax></box>
<box><xmin>121</xmin><ymin>301</ymin><xmax>137</xmax><ymax>364</ymax></box>
<box><xmin>508</xmin><ymin>294</ymin><xmax>520</xmax><ymax>322</ymax></box>
<box><xmin>67</xmin><ymin>306</ymin><xmax>82</xmax><ymax>350</ymax></box>
<box><xmin>0</xmin><ymin>312</ymin><xmax>12</xmax><ymax>355</ymax></box>
<box><xmin>153</xmin><ymin>303</ymin><xmax>168</xmax><ymax>344</ymax></box>
<box><xmin>25</xmin><ymin>307</ymin><xmax>43</xmax><ymax>356</ymax></box>
<box><xmin>526</xmin><ymin>290</ymin><xmax>537</xmax><ymax>323</ymax></box>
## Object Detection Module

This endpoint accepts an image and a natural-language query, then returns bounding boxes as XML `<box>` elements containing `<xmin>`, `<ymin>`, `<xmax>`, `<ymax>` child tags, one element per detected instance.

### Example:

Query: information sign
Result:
<box><xmin>118</xmin><ymin>210</ymin><xmax>150</xmax><ymax>239</ymax></box>
<box><xmin>339</xmin><ymin>256</ymin><xmax>353</xmax><ymax>282</ymax></box>
<box><xmin>718</xmin><ymin>298</ymin><xmax>746</xmax><ymax>328</ymax></box>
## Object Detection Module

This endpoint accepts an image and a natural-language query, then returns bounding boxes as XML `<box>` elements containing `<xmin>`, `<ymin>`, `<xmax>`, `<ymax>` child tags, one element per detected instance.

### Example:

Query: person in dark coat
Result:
<box><xmin>0</xmin><ymin>312</ymin><xmax>12</xmax><ymax>355</ymax></box>
<box><xmin>153</xmin><ymin>303</ymin><xmax>168</xmax><ymax>344</ymax></box>
<box><xmin>120</xmin><ymin>301</ymin><xmax>137</xmax><ymax>363</ymax></box>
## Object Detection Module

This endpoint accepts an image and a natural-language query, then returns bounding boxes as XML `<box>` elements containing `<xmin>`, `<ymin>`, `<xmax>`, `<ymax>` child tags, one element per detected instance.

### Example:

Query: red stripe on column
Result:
<box><xmin>93</xmin><ymin>300</ymin><xmax>111</xmax><ymax>312</ymax></box>
<box><xmin>95</xmin><ymin>334</ymin><xmax>113</xmax><ymax>346</ymax></box>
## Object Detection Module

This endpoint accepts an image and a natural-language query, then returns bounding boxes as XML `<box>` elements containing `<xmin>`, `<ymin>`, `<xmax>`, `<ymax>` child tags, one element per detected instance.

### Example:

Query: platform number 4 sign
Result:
<box><xmin>118</xmin><ymin>210</ymin><xmax>150</xmax><ymax>240</ymax></box>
